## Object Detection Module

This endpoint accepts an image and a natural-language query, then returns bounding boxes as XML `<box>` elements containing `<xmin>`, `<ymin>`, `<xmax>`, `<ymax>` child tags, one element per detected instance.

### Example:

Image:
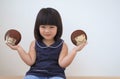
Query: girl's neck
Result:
<box><xmin>43</xmin><ymin>39</ymin><xmax>55</xmax><ymax>46</ymax></box>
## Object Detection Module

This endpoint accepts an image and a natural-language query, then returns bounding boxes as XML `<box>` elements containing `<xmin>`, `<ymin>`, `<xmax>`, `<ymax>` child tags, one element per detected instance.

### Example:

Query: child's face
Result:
<box><xmin>75</xmin><ymin>34</ymin><xmax>86</xmax><ymax>46</ymax></box>
<box><xmin>39</xmin><ymin>25</ymin><xmax>57</xmax><ymax>40</ymax></box>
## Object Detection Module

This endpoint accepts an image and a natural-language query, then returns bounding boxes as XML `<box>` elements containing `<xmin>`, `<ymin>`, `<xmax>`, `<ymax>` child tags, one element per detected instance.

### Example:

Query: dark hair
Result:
<box><xmin>34</xmin><ymin>8</ymin><xmax>63</xmax><ymax>41</ymax></box>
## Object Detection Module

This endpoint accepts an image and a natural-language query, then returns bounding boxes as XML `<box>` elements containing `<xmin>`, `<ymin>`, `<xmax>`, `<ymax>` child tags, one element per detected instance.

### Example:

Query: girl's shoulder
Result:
<box><xmin>61</xmin><ymin>39</ymin><xmax>68</xmax><ymax>48</ymax></box>
<box><xmin>30</xmin><ymin>40</ymin><xmax>35</xmax><ymax>47</ymax></box>
<box><xmin>31</xmin><ymin>40</ymin><xmax>35</xmax><ymax>44</ymax></box>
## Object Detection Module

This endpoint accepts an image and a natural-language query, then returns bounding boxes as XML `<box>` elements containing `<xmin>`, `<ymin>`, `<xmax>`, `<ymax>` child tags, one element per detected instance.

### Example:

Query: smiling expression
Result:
<box><xmin>39</xmin><ymin>25</ymin><xmax>57</xmax><ymax>41</ymax></box>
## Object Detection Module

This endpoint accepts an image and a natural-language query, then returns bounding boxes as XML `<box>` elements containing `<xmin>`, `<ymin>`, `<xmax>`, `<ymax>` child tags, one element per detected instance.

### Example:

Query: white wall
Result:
<box><xmin>0</xmin><ymin>0</ymin><xmax>120</xmax><ymax>77</ymax></box>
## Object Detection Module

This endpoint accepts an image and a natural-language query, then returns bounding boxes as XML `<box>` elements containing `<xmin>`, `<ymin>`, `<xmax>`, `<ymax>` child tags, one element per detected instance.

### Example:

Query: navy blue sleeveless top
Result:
<box><xmin>26</xmin><ymin>39</ymin><xmax>66</xmax><ymax>79</ymax></box>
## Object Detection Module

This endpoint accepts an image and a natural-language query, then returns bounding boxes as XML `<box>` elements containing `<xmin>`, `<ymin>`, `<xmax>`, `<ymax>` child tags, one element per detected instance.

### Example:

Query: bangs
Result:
<box><xmin>39</xmin><ymin>12</ymin><xmax>58</xmax><ymax>26</ymax></box>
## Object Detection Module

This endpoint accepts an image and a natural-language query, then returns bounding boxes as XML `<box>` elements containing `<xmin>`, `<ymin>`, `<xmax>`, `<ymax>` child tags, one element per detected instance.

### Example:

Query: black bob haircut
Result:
<box><xmin>34</xmin><ymin>8</ymin><xmax>63</xmax><ymax>41</ymax></box>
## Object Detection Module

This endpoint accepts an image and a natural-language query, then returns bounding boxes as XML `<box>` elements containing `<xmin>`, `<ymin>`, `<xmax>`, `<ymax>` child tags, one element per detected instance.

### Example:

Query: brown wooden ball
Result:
<box><xmin>4</xmin><ymin>29</ymin><xmax>21</xmax><ymax>45</ymax></box>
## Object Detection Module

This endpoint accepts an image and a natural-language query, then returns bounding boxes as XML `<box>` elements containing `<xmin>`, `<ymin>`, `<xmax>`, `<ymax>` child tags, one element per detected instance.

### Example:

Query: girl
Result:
<box><xmin>6</xmin><ymin>7</ymin><xmax>87</xmax><ymax>79</ymax></box>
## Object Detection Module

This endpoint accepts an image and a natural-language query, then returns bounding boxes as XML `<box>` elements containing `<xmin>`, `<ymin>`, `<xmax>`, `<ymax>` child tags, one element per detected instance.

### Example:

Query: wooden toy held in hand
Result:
<box><xmin>4</xmin><ymin>29</ymin><xmax>21</xmax><ymax>46</ymax></box>
<box><xmin>71</xmin><ymin>30</ymin><xmax>87</xmax><ymax>46</ymax></box>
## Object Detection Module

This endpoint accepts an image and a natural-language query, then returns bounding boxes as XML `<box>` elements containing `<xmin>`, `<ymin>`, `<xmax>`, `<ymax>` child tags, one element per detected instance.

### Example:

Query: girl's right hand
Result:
<box><xmin>6</xmin><ymin>43</ymin><xmax>20</xmax><ymax>50</ymax></box>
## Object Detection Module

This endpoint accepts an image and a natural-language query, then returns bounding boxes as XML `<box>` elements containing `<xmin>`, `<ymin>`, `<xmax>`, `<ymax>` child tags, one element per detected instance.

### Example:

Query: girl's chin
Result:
<box><xmin>44</xmin><ymin>38</ymin><xmax>53</xmax><ymax>40</ymax></box>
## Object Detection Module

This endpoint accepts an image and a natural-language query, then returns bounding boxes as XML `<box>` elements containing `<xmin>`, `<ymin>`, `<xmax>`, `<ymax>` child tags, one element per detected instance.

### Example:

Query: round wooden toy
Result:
<box><xmin>71</xmin><ymin>30</ymin><xmax>87</xmax><ymax>46</ymax></box>
<box><xmin>4</xmin><ymin>29</ymin><xmax>21</xmax><ymax>46</ymax></box>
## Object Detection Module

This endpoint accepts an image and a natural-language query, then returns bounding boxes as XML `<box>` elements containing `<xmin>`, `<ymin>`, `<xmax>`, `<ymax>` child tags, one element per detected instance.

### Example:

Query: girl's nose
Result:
<box><xmin>45</xmin><ymin>28</ymin><xmax>50</xmax><ymax>33</ymax></box>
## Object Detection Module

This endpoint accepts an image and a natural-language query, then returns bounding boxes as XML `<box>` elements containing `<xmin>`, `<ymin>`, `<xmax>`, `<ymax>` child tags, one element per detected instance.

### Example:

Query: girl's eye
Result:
<box><xmin>50</xmin><ymin>26</ymin><xmax>55</xmax><ymax>28</ymax></box>
<box><xmin>40</xmin><ymin>25</ymin><xmax>46</xmax><ymax>28</ymax></box>
<box><xmin>40</xmin><ymin>25</ymin><xmax>56</xmax><ymax>29</ymax></box>
<box><xmin>50</xmin><ymin>25</ymin><xmax>56</xmax><ymax>28</ymax></box>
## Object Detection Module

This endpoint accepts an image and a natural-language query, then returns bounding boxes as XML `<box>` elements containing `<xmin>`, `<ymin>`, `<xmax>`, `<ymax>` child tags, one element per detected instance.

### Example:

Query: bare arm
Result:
<box><xmin>58</xmin><ymin>42</ymin><xmax>87</xmax><ymax>68</ymax></box>
<box><xmin>6</xmin><ymin>41</ymin><xmax>36</xmax><ymax>66</ymax></box>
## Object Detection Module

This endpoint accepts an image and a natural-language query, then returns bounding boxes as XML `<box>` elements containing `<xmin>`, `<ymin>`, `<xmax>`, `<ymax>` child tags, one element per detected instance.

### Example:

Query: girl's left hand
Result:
<box><xmin>73</xmin><ymin>42</ymin><xmax>87</xmax><ymax>52</ymax></box>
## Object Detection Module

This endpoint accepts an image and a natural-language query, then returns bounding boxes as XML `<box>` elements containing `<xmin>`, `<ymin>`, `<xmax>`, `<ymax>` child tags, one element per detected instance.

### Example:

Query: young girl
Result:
<box><xmin>6</xmin><ymin>8</ymin><xmax>87</xmax><ymax>79</ymax></box>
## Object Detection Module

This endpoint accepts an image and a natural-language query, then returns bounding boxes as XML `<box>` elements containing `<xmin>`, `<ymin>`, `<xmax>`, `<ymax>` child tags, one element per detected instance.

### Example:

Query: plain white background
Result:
<box><xmin>0</xmin><ymin>0</ymin><xmax>120</xmax><ymax>77</ymax></box>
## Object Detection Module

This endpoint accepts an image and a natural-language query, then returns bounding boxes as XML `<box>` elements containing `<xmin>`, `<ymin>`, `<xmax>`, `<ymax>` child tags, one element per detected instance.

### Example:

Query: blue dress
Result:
<box><xmin>26</xmin><ymin>39</ymin><xmax>66</xmax><ymax>79</ymax></box>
